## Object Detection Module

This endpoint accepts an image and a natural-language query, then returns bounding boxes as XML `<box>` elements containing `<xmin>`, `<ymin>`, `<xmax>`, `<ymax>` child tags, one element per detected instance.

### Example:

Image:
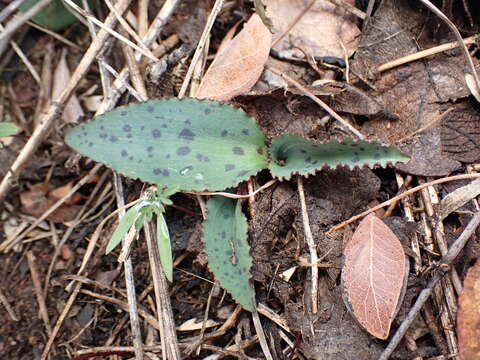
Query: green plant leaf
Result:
<box><xmin>65</xmin><ymin>98</ymin><xmax>268</xmax><ymax>191</ymax></box>
<box><xmin>155</xmin><ymin>209</ymin><xmax>173</xmax><ymax>282</ymax></box>
<box><xmin>269</xmin><ymin>134</ymin><xmax>410</xmax><ymax>179</ymax></box>
<box><xmin>19</xmin><ymin>0</ymin><xmax>92</xmax><ymax>31</ymax></box>
<box><xmin>203</xmin><ymin>196</ymin><xmax>254</xmax><ymax>311</ymax></box>
<box><xmin>106</xmin><ymin>205</ymin><xmax>141</xmax><ymax>254</ymax></box>
<box><xmin>0</xmin><ymin>123</ymin><xmax>20</xmax><ymax>141</ymax></box>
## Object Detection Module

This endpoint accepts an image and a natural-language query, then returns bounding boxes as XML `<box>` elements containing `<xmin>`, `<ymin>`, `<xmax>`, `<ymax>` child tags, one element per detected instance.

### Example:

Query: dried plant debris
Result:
<box><xmin>441</xmin><ymin>104</ymin><xmax>480</xmax><ymax>163</ymax></box>
<box><xmin>342</xmin><ymin>214</ymin><xmax>408</xmax><ymax>339</ymax></box>
<box><xmin>457</xmin><ymin>259</ymin><xmax>480</xmax><ymax>360</ymax></box>
<box><xmin>264</xmin><ymin>0</ymin><xmax>360</xmax><ymax>59</ymax></box>
<box><xmin>196</xmin><ymin>14</ymin><xmax>272</xmax><ymax>101</ymax></box>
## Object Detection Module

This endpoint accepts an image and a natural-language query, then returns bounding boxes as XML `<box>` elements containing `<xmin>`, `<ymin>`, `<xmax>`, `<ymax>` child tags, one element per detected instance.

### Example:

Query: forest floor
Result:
<box><xmin>1</xmin><ymin>0</ymin><xmax>480</xmax><ymax>359</ymax></box>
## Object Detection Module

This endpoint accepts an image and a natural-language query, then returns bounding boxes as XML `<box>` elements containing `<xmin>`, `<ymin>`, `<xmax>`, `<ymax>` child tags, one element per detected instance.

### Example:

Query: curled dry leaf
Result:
<box><xmin>457</xmin><ymin>259</ymin><xmax>480</xmax><ymax>360</ymax></box>
<box><xmin>264</xmin><ymin>0</ymin><xmax>360</xmax><ymax>59</ymax></box>
<box><xmin>195</xmin><ymin>14</ymin><xmax>272</xmax><ymax>101</ymax></box>
<box><xmin>341</xmin><ymin>214</ymin><xmax>408</xmax><ymax>339</ymax></box>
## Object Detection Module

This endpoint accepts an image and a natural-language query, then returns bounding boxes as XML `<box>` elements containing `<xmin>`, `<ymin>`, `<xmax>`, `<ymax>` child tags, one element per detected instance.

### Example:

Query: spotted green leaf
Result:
<box><xmin>269</xmin><ymin>134</ymin><xmax>410</xmax><ymax>179</ymax></box>
<box><xmin>65</xmin><ymin>99</ymin><xmax>268</xmax><ymax>191</ymax></box>
<box><xmin>203</xmin><ymin>196</ymin><xmax>254</xmax><ymax>311</ymax></box>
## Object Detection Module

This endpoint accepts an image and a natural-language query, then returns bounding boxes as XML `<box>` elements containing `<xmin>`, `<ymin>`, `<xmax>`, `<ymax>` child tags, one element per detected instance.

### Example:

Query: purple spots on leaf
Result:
<box><xmin>153</xmin><ymin>168</ymin><xmax>161</xmax><ymax>175</ymax></box>
<box><xmin>147</xmin><ymin>106</ymin><xmax>154</xmax><ymax>113</ymax></box>
<box><xmin>99</xmin><ymin>133</ymin><xmax>107</xmax><ymax>139</ymax></box>
<box><xmin>184</xmin><ymin>119</ymin><xmax>192</xmax><ymax>125</ymax></box>
<box><xmin>166</xmin><ymin>154</ymin><xmax>171</xmax><ymax>159</ymax></box>
<box><xmin>241</xmin><ymin>129</ymin><xmax>249</xmax><ymax>135</ymax></box>
<box><xmin>178</xmin><ymin>128</ymin><xmax>195</xmax><ymax>141</ymax></box>
<box><xmin>122</xmin><ymin>124</ymin><xmax>132</xmax><ymax>132</ymax></box>
<box><xmin>352</xmin><ymin>156</ymin><xmax>360</xmax><ymax>163</ymax></box>
<box><xmin>126</xmin><ymin>133</ymin><xmax>132</xmax><ymax>138</ymax></box>
<box><xmin>232</xmin><ymin>146</ymin><xmax>244</xmax><ymax>155</ymax></box>
<box><xmin>177</xmin><ymin>146</ymin><xmax>191</xmax><ymax>156</ymax></box>
<box><xmin>237</xmin><ymin>170</ymin><xmax>249</xmax><ymax>178</ymax></box>
<box><xmin>225</xmin><ymin>164</ymin><xmax>235</xmax><ymax>171</ymax></box>
<box><xmin>121</xmin><ymin>150</ymin><xmax>128</xmax><ymax>157</ymax></box>
<box><xmin>109</xmin><ymin>135</ymin><xmax>118</xmax><ymax>142</ymax></box>
<box><xmin>120</xmin><ymin>111</ymin><xmax>128</xmax><ymax>116</ymax></box>
<box><xmin>152</xmin><ymin>129</ymin><xmax>162</xmax><ymax>138</ymax></box>
<box><xmin>147</xmin><ymin>146</ymin><xmax>154</xmax><ymax>152</ymax></box>
<box><xmin>204</xmin><ymin>108</ymin><xmax>212</xmax><ymax>115</ymax></box>
<box><xmin>221</xmin><ymin>130</ymin><xmax>228</xmax><ymax>137</ymax></box>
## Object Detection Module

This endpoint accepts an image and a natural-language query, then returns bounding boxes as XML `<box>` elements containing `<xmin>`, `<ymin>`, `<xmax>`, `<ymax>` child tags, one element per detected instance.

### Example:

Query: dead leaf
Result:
<box><xmin>177</xmin><ymin>318</ymin><xmax>219</xmax><ymax>331</ymax></box>
<box><xmin>20</xmin><ymin>182</ymin><xmax>82</xmax><ymax>223</ymax></box>
<box><xmin>457</xmin><ymin>259</ymin><xmax>480</xmax><ymax>360</ymax></box>
<box><xmin>441</xmin><ymin>105</ymin><xmax>480</xmax><ymax>163</ymax></box>
<box><xmin>264</xmin><ymin>0</ymin><xmax>360</xmax><ymax>59</ymax></box>
<box><xmin>341</xmin><ymin>214</ymin><xmax>407</xmax><ymax>339</ymax></box>
<box><xmin>52</xmin><ymin>49</ymin><xmax>84</xmax><ymax>123</ymax></box>
<box><xmin>195</xmin><ymin>14</ymin><xmax>272</xmax><ymax>101</ymax></box>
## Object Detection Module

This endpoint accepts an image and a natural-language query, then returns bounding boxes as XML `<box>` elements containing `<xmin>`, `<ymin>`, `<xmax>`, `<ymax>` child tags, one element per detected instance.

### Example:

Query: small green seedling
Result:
<box><xmin>66</xmin><ymin>98</ymin><xmax>409</xmax><ymax>311</ymax></box>
<box><xmin>0</xmin><ymin>123</ymin><xmax>20</xmax><ymax>148</ymax></box>
<box><xmin>106</xmin><ymin>186</ymin><xmax>177</xmax><ymax>281</ymax></box>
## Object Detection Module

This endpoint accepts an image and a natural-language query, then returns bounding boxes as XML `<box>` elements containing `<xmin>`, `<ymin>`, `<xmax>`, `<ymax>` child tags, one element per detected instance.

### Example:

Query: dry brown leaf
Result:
<box><xmin>195</xmin><ymin>13</ymin><xmax>272</xmax><ymax>101</ymax></box>
<box><xmin>52</xmin><ymin>49</ymin><xmax>84</xmax><ymax>123</ymax></box>
<box><xmin>457</xmin><ymin>259</ymin><xmax>480</xmax><ymax>360</ymax></box>
<box><xmin>341</xmin><ymin>214</ymin><xmax>407</xmax><ymax>339</ymax></box>
<box><xmin>20</xmin><ymin>182</ymin><xmax>82</xmax><ymax>223</ymax></box>
<box><xmin>264</xmin><ymin>0</ymin><xmax>360</xmax><ymax>59</ymax></box>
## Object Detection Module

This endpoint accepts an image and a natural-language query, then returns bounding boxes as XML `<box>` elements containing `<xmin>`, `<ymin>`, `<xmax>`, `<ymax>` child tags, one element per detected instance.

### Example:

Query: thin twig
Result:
<box><xmin>377</xmin><ymin>33</ymin><xmax>480</xmax><ymax>73</ymax></box>
<box><xmin>418</xmin><ymin>0</ymin><xmax>480</xmax><ymax>96</ymax></box>
<box><xmin>26</xmin><ymin>251</ymin><xmax>52</xmax><ymax>336</ymax></box>
<box><xmin>266</xmin><ymin>65</ymin><xmax>365</xmax><ymax>140</ymax></box>
<box><xmin>144</xmin><ymin>222</ymin><xmax>182</xmax><ymax>359</ymax></box>
<box><xmin>0</xmin><ymin>286</ymin><xmax>19</xmax><ymax>321</ymax></box>
<box><xmin>297</xmin><ymin>176</ymin><xmax>319</xmax><ymax>314</ymax></box>
<box><xmin>379</xmin><ymin>210</ymin><xmax>480</xmax><ymax>360</ymax></box>
<box><xmin>40</xmin><ymin>283</ymin><xmax>82</xmax><ymax>360</ymax></box>
<box><xmin>114</xmin><ymin>176</ymin><xmax>144</xmax><ymax>360</ymax></box>
<box><xmin>329</xmin><ymin>173</ymin><xmax>480</xmax><ymax>232</ymax></box>
<box><xmin>252</xmin><ymin>311</ymin><xmax>274</xmax><ymax>360</ymax></box>
<box><xmin>178</xmin><ymin>0</ymin><xmax>224</xmax><ymax>98</ymax></box>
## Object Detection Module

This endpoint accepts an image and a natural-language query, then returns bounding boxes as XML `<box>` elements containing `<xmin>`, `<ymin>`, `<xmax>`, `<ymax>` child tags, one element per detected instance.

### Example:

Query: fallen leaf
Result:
<box><xmin>177</xmin><ymin>318</ymin><xmax>219</xmax><ymax>331</ymax></box>
<box><xmin>52</xmin><ymin>49</ymin><xmax>84</xmax><ymax>123</ymax></box>
<box><xmin>20</xmin><ymin>182</ymin><xmax>82</xmax><ymax>223</ymax></box>
<box><xmin>457</xmin><ymin>259</ymin><xmax>480</xmax><ymax>360</ymax></box>
<box><xmin>264</xmin><ymin>0</ymin><xmax>360</xmax><ymax>59</ymax></box>
<box><xmin>195</xmin><ymin>14</ymin><xmax>272</xmax><ymax>101</ymax></box>
<box><xmin>341</xmin><ymin>214</ymin><xmax>407</xmax><ymax>339</ymax></box>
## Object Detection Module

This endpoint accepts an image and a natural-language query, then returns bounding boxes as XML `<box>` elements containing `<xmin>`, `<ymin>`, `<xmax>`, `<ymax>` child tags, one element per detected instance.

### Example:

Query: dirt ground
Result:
<box><xmin>1</xmin><ymin>0</ymin><xmax>480</xmax><ymax>359</ymax></box>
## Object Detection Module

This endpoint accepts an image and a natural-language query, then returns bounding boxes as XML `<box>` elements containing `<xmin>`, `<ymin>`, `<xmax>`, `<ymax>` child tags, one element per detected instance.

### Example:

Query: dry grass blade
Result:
<box><xmin>342</xmin><ymin>214</ymin><xmax>407</xmax><ymax>339</ymax></box>
<box><xmin>195</xmin><ymin>14</ymin><xmax>272</xmax><ymax>101</ymax></box>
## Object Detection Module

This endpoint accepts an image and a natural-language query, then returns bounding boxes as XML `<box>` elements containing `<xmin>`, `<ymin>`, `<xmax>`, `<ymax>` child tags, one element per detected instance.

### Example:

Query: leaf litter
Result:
<box><xmin>1</xmin><ymin>0</ymin><xmax>480</xmax><ymax>359</ymax></box>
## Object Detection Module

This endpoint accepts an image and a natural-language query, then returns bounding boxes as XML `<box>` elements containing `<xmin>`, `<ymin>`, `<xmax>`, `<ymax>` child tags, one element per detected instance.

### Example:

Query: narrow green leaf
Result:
<box><xmin>106</xmin><ymin>206</ymin><xmax>140</xmax><ymax>254</ymax></box>
<box><xmin>203</xmin><ymin>196</ymin><xmax>254</xmax><ymax>311</ymax></box>
<box><xmin>156</xmin><ymin>210</ymin><xmax>173</xmax><ymax>282</ymax></box>
<box><xmin>65</xmin><ymin>98</ymin><xmax>268</xmax><ymax>191</ymax></box>
<box><xmin>269</xmin><ymin>134</ymin><xmax>410</xmax><ymax>180</ymax></box>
